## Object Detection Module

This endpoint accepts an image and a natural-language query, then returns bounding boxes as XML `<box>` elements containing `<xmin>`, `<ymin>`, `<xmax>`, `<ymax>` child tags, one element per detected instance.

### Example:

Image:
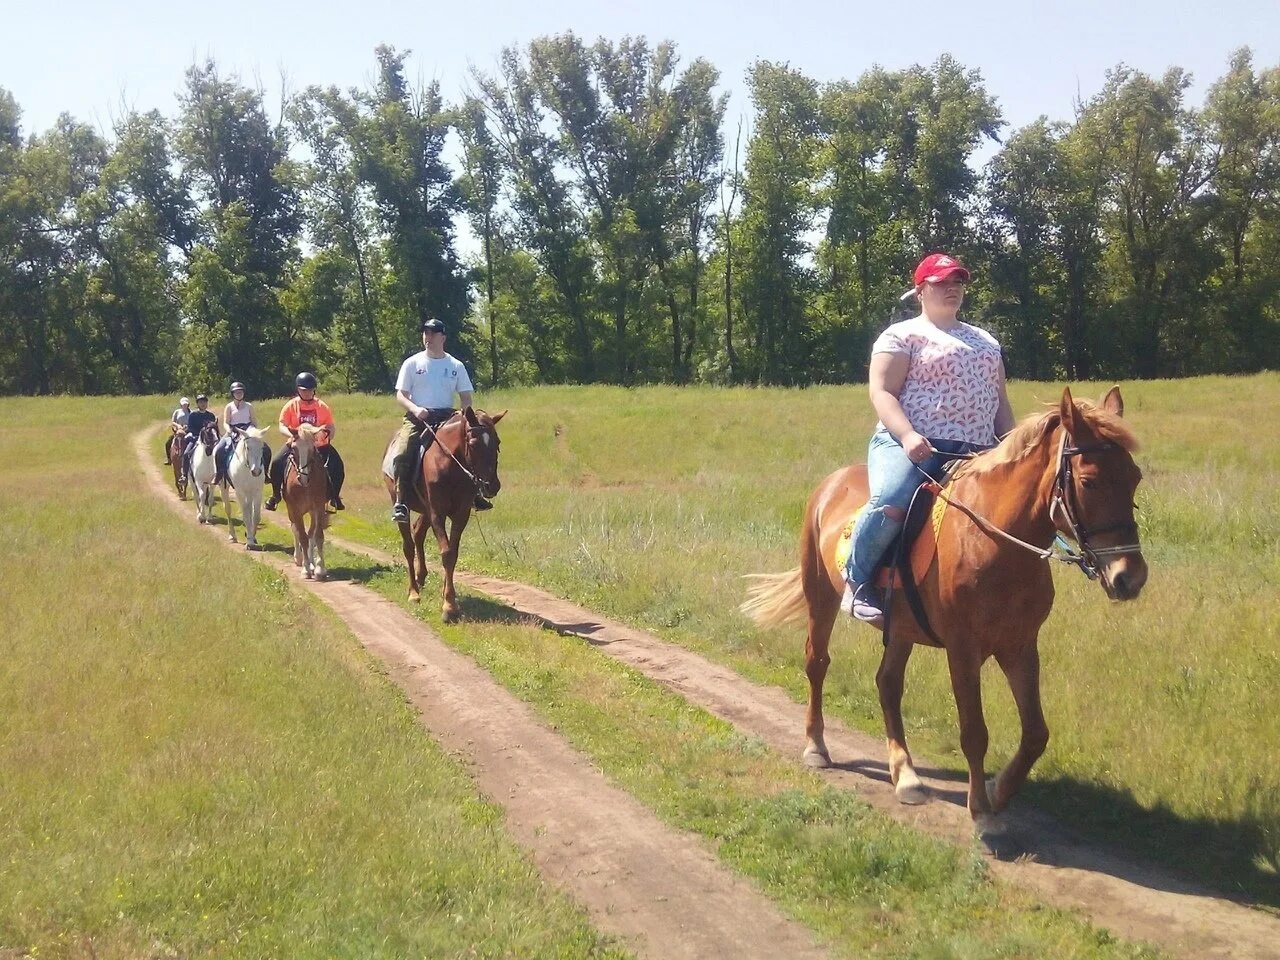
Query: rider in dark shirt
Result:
<box><xmin>182</xmin><ymin>395</ymin><xmax>220</xmax><ymax>470</ymax></box>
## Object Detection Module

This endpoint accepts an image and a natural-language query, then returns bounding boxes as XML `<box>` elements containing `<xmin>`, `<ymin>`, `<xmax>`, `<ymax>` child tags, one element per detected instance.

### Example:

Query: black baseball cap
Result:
<box><xmin>421</xmin><ymin>318</ymin><xmax>446</xmax><ymax>334</ymax></box>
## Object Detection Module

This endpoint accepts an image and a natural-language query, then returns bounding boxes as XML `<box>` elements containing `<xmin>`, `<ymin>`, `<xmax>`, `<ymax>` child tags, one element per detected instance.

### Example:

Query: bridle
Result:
<box><xmin>1047</xmin><ymin>430</ymin><xmax>1142</xmax><ymax>578</ymax></box>
<box><xmin>920</xmin><ymin>425</ymin><xmax>1142</xmax><ymax>581</ymax></box>
<box><xmin>418</xmin><ymin>415</ymin><xmax>500</xmax><ymax>498</ymax></box>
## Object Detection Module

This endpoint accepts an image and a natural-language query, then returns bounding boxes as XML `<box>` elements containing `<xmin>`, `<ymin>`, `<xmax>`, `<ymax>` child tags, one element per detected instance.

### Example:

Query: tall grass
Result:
<box><xmin>0</xmin><ymin>396</ymin><xmax>628</xmax><ymax>958</ymax></box>
<box><xmin>321</xmin><ymin>374</ymin><xmax>1280</xmax><ymax>904</ymax></box>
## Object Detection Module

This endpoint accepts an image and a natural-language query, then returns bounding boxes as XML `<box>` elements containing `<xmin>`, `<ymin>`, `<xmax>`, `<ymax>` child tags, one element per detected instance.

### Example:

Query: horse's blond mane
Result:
<box><xmin>957</xmin><ymin>399</ymin><xmax>1139</xmax><ymax>479</ymax></box>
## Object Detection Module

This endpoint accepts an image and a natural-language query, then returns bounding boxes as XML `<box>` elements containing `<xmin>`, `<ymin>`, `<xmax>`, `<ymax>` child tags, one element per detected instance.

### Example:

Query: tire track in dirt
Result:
<box><xmin>315</xmin><ymin>499</ymin><xmax>1279</xmax><ymax>959</ymax></box>
<box><xmin>136</xmin><ymin>431</ymin><xmax>828</xmax><ymax>960</ymax></box>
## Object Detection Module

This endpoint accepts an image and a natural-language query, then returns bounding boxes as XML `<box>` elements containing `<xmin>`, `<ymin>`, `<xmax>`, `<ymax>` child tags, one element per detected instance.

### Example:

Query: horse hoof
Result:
<box><xmin>442</xmin><ymin>608</ymin><xmax>460</xmax><ymax>623</ymax></box>
<box><xmin>802</xmin><ymin>746</ymin><xmax>831</xmax><ymax>769</ymax></box>
<box><xmin>895</xmin><ymin>780</ymin><xmax>929</xmax><ymax>805</ymax></box>
<box><xmin>409</xmin><ymin>593</ymin><xmax>421</xmax><ymax>604</ymax></box>
<box><xmin>304</xmin><ymin>570</ymin><xmax>314</xmax><ymax>580</ymax></box>
<box><xmin>315</xmin><ymin>572</ymin><xmax>327</xmax><ymax>582</ymax></box>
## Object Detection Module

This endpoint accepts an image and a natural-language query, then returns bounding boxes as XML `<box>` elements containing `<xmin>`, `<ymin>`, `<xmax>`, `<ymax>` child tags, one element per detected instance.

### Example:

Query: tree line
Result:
<box><xmin>2</xmin><ymin>38</ymin><xmax>1277</xmax><ymax>396</ymax></box>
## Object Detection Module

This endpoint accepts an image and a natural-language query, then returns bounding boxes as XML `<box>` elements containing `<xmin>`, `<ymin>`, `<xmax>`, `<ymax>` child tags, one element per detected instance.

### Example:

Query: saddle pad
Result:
<box><xmin>381</xmin><ymin>445</ymin><xmax>397</xmax><ymax>479</ymax></box>
<box><xmin>835</xmin><ymin>496</ymin><xmax>949</xmax><ymax>576</ymax></box>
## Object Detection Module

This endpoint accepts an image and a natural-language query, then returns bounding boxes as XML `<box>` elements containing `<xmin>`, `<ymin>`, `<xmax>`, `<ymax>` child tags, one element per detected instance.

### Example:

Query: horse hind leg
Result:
<box><xmin>877</xmin><ymin>632</ymin><xmax>926</xmax><ymax>804</ymax></box>
<box><xmin>803</xmin><ymin>574</ymin><xmax>840</xmax><ymax>768</ymax></box>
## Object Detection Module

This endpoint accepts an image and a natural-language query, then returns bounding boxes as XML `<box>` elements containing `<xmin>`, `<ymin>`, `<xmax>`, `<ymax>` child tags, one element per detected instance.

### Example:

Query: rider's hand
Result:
<box><xmin>412</xmin><ymin>405</ymin><xmax>427</xmax><ymax>421</ymax></box>
<box><xmin>902</xmin><ymin>431</ymin><xmax>932</xmax><ymax>465</ymax></box>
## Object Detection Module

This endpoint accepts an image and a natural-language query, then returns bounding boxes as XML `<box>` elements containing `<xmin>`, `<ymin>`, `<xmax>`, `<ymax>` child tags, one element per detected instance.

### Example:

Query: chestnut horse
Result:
<box><xmin>283</xmin><ymin>423</ymin><xmax>330</xmax><ymax>581</ymax></box>
<box><xmin>382</xmin><ymin>408</ymin><xmax>504</xmax><ymax>620</ymax></box>
<box><xmin>167</xmin><ymin>426</ymin><xmax>187</xmax><ymax>500</ymax></box>
<box><xmin>742</xmin><ymin>388</ymin><xmax>1147</xmax><ymax>840</ymax></box>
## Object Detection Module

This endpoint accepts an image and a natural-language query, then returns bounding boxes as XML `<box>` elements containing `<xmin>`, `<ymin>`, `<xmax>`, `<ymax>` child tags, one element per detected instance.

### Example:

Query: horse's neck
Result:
<box><xmin>955</xmin><ymin>438</ymin><xmax>1059</xmax><ymax>548</ymax></box>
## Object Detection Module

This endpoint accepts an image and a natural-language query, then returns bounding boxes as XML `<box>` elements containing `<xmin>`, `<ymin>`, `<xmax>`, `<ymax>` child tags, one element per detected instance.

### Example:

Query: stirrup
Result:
<box><xmin>391</xmin><ymin>503</ymin><xmax>409</xmax><ymax>523</ymax></box>
<box><xmin>264</xmin><ymin>496</ymin><xmax>279</xmax><ymax>511</ymax></box>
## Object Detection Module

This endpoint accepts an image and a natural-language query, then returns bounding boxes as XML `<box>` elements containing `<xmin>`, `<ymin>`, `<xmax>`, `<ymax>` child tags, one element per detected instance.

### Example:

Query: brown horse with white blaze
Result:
<box><xmin>383</xmin><ymin>408</ymin><xmax>504</xmax><ymax>620</ymax></box>
<box><xmin>283</xmin><ymin>423</ymin><xmax>330</xmax><ymax>581</ymax></box>
<box><xmin>742</xmin><ymin>387</ymin><xmax>1147</xmax><ymax>840</ymax></box>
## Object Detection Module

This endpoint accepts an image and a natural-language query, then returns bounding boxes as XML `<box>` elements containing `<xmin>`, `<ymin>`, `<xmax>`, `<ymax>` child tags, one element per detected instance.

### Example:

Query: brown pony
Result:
<box><xmin>742</xmin><ymin>387</ymin><xmax>1147</xmax><ymax>839</ymax></box>
<box><xmin>168</xmin><ymin>425</ymin><xmax>187</xmax><ymax>499</ymax></box>
<box><xmin>383</xmin><ymin>408</ymin><xmax>504</xmax><ymax>620</ymax></box>
<box><xmin>283</xmin><ymin>423</ymin><xmax>330</xmax><ymax>581</ymax></box>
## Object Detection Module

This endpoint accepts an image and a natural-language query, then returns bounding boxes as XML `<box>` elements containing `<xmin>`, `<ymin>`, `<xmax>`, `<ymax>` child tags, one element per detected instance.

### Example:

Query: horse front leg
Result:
<box><xmin>877</xmin><ymin>632</ymin><xmax>926</xmax><ymax>804</ymax></box>
<box><xmin>291</xmin><ymin>512</ymin><xmax>309</xmax><ymax>574</ymax></box>
<box><xmin>803</xmin><ymin>580</ymin><xmax>838</xmax><ymax>768</ymax></box>
<box><xmin>311</xmin><ymin>510</ymin><xmax>327</xmax><ymax>582</ymax></box>
<box><xmin>991</xmin><ymin>642</ymin><xmax>1049</xmax><ymax>813</ymax></box>
<box><xmin>433</xmin><ymin>511</ymin><xmax>466</xmax><ymax>623</ymax></box>
<box><xmin>945</xmin><ymin>644</ymin><xmax>993</xmax><ymax>827</ymax></box>
<box><xmin>222</xmin><ymin>481</ymin><xmax>237</xmax><ymax>542</ymax></box>
<box><xmin>399</xmin><ymin>515</ymin><xmax>421</xmax><ymax>602</ymax></box>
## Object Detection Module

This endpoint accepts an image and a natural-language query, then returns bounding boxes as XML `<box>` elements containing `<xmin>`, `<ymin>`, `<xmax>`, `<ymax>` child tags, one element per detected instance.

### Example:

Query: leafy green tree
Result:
<box><xmin>176</xmin><ymin>59</ymin><xmax>302</xmax><ymax>392</ymax></box>
<box><xmin>737</xmin><ymin>60</ymin><xmax>820</xmax><ymax>384</ymax></box>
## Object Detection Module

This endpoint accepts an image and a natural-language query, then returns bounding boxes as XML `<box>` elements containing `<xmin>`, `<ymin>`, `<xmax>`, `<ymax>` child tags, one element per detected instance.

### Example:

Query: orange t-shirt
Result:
<box><xmin>280</xmin><ymin>396</ymin><xmax>334</xmax><ymax>446</ymax></box>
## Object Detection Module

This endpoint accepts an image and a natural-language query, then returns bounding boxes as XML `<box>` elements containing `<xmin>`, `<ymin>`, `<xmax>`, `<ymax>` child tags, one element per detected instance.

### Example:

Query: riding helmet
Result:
<box><xmin>195</xmin><ymin>393</ymin><xmax>208</xmax><ymax>402</ymax></box>
<box><xmin>230</xmin><ymin>381</ymin><xmax>245</xmax><ymax>393</ymax></box>
<box><xmin>295</xmin><ymin>372</ymin><xmax>318</xmax><ymax>390</ymax></box>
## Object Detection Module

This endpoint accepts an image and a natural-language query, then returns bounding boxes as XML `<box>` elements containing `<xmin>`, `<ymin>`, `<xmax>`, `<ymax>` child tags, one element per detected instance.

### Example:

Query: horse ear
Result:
<box><xmin>1100</xmin><ymin>385</ymin><xmax>1124</xmax><ymax>418</ymax></box>
<box><xmin>490</xmin><ymin>409</ymin><xmax>506</xmax><ymax>424</ymax></box>
<box><xmin>464</xmin><ymin>407</ymin><xmax>480</xmax><ymax>427</ymax></box>
<box><xmin>1059</xmin><ymin>387</ymin><xmax>1083</xmax><ymax>437</ymax></box>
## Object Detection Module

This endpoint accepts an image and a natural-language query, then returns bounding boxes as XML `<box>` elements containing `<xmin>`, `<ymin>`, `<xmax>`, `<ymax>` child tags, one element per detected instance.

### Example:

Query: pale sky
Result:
<box><xmin>6</xmin><ymin>0</ymin><xmax>1278</xmax><ymax>141</ymax></box>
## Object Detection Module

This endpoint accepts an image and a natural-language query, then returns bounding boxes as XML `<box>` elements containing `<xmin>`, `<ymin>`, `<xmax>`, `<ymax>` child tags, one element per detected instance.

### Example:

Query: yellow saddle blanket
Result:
<box><xmin>836</xmin><ymin>495</ymin><xmax>949</xmax><ymax>575</ymax></box>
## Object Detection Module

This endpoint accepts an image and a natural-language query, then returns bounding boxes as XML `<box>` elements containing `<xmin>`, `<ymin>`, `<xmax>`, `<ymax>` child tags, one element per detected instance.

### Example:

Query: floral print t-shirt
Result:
<box><xmin>871</xmin><ymin>315</ymin><xmax>1003</xmax><ymax>445</ymax></box>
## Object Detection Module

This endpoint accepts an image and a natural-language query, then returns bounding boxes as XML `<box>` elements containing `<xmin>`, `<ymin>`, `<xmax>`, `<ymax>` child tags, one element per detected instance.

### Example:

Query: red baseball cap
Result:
<box><xmin>913</xmin><ymin>253</ymin><xmax>971</xmax><ymax>286</ymax></box>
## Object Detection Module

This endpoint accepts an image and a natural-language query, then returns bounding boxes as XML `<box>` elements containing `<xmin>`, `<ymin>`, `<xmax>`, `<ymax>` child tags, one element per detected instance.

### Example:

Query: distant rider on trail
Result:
<box><xmin>213</xmin><ymin>381</ymin><xmax>271</xmax><ymax>486</ymax></box>
<box><xmin>164</xmin><ymin>396</ymin><xmax>190</xmax><ymax>465</ymax></box>
<box><xmin>388</xmin><ymin>317</ymin><xmax>492</xmax><ymax>523</ymax></box>
<box><xmin>264</xmin><ymin>372</ymin><xmax>346</xmax><ymax>513</ymax></box>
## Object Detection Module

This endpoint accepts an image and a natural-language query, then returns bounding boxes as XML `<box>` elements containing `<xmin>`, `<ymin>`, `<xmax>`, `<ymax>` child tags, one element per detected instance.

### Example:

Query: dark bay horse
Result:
<box><xmin>742</xmin><ymin>388</ymin><xmax>1147</xmax><ymax>838</ymax></box>
<box><xmin>283</xmin><ymin>423</ymin><xmax>330</xmax><ymax>580</ymax></box>
<box><xmin>383</xmin><ymin>408</ymin><xmax>504</xmax><ymax>620</ymax></box>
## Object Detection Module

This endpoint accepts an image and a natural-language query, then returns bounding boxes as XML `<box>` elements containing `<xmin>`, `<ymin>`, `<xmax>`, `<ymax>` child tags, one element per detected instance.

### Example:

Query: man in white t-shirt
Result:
<box><xmin>390</xmin><ymin>317</ymin><xmax>486</xmax><ymax>522</ymax></box>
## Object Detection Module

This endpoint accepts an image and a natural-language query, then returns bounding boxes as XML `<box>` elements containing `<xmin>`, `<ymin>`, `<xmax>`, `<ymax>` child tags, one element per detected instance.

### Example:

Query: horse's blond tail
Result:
<box><xmin>740</xmin><ymin>568</ymin><xmax>806</xmax><ymax>628</ymax></box>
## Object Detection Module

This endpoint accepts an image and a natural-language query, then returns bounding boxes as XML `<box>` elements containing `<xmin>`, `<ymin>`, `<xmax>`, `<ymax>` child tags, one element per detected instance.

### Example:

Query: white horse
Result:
<box><xmin>222</xmin><ymin>425</ymin><xmax>267</xmax><ymax>549</ymax></box>
<box><xmin>190</xmin><ymin>423</ymin><xmax>220</xmax><ymax>525</ymax></box>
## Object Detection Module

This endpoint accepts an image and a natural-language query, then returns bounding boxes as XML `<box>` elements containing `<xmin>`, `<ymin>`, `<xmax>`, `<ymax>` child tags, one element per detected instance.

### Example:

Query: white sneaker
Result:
<box><xmin>840</xmin><ymin>582</ymin><xmax>856</xmax><ymax>617</ymax></box>
<box><xmin>852</xmin><ymin>582</ymin><xmax>885</xmax><ymax>623</ymax></box>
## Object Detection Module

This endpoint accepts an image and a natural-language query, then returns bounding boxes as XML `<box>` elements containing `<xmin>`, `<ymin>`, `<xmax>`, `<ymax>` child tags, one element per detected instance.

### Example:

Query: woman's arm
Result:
<box><xmin>994</xmin><ymin>360</ymin><xmax>1016</xmax><ymax>439</ymax></box>
<box><xmin>868</xmin><ymin>353</ymin><xmax>931</xmax><ymax>462</ymax></box>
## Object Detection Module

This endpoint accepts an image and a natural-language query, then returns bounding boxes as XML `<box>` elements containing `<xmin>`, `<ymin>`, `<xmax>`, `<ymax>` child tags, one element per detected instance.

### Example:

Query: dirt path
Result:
<box><xmin>141</xmin><ymin>428</ymin><xmax>1280</xmax><ymax>960</ymax></box>
<box><xmin>328</xmin><ymin>514</ymin><xmax>1280</xmax><ymax>958</ymax></box>
<box><xmin>136</xmin><ymin>432</ymin><xmax>829</xmax><ymax>960</ymax></box>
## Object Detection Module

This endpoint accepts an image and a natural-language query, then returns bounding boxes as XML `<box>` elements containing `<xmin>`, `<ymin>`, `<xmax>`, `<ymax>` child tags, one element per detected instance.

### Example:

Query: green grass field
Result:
<box><xmin>0</xmin><ymin>397</ymin><xmax>629</xmax><ymax>959</ymax></box>
<box><xmin>319</xmin><ymin>374</ymin><xmax>1280</xmax><ymax>906</ymax></box>
<box><xmin>3</xmin><ymin>376</ymin><xmax>1274</xmax><ymax>957</ymax></box>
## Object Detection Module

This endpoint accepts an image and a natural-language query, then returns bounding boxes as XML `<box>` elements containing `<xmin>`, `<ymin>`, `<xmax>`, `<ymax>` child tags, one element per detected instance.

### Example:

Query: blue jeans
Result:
<box><xmin>845</xmin><ymin>430</ymin><xmax>988</xmax><ymax>585</ymax></box>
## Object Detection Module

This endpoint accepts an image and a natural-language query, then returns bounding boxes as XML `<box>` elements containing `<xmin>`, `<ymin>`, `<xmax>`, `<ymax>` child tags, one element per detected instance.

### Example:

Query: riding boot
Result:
<box><xmin>391</xmin><ymin>440</ymin><xmax>417</xmax><ymax>523</ymax></box>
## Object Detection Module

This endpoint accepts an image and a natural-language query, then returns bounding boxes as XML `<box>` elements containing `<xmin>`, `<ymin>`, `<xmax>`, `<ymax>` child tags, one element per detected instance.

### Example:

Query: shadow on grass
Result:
<box><xmin>841</xmin><ymin>755</ymin><xmax>1280</xmax><ymax>909</ymax></box>
<box><xmin>454</xmin><ymin>593</ymin><xmax>534</xmax><ymax>627</ymax></box>
<box><xmin>1007</xmin><ymin>775</ymin><xmax>1280</xmax><ymax>911</ymax></box>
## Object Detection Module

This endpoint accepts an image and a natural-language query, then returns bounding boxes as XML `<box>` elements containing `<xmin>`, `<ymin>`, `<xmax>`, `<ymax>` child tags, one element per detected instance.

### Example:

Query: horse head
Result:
<box><xmin>238</xmin><ymin>425</ymin><xmax>266</xmax><ymax>478</ymax></box>
<box><xmin>199</xmin><ymin>422</ymin><xmax>219</xmax><ymax>455</ymax></box>
<box><xmin>1054</xmin><ymin>386</ymin><xmax>1147</xmax><ymax>601</ymax></box>
<box><xmin>463</xmin><ymin>407</ymin><xmax>505</xmax><ymax>500</ymax></box>
<box><xmin>293</xmin><ymin>423</ymin><xmax>326</xmax><ymax>487</ymax></box>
